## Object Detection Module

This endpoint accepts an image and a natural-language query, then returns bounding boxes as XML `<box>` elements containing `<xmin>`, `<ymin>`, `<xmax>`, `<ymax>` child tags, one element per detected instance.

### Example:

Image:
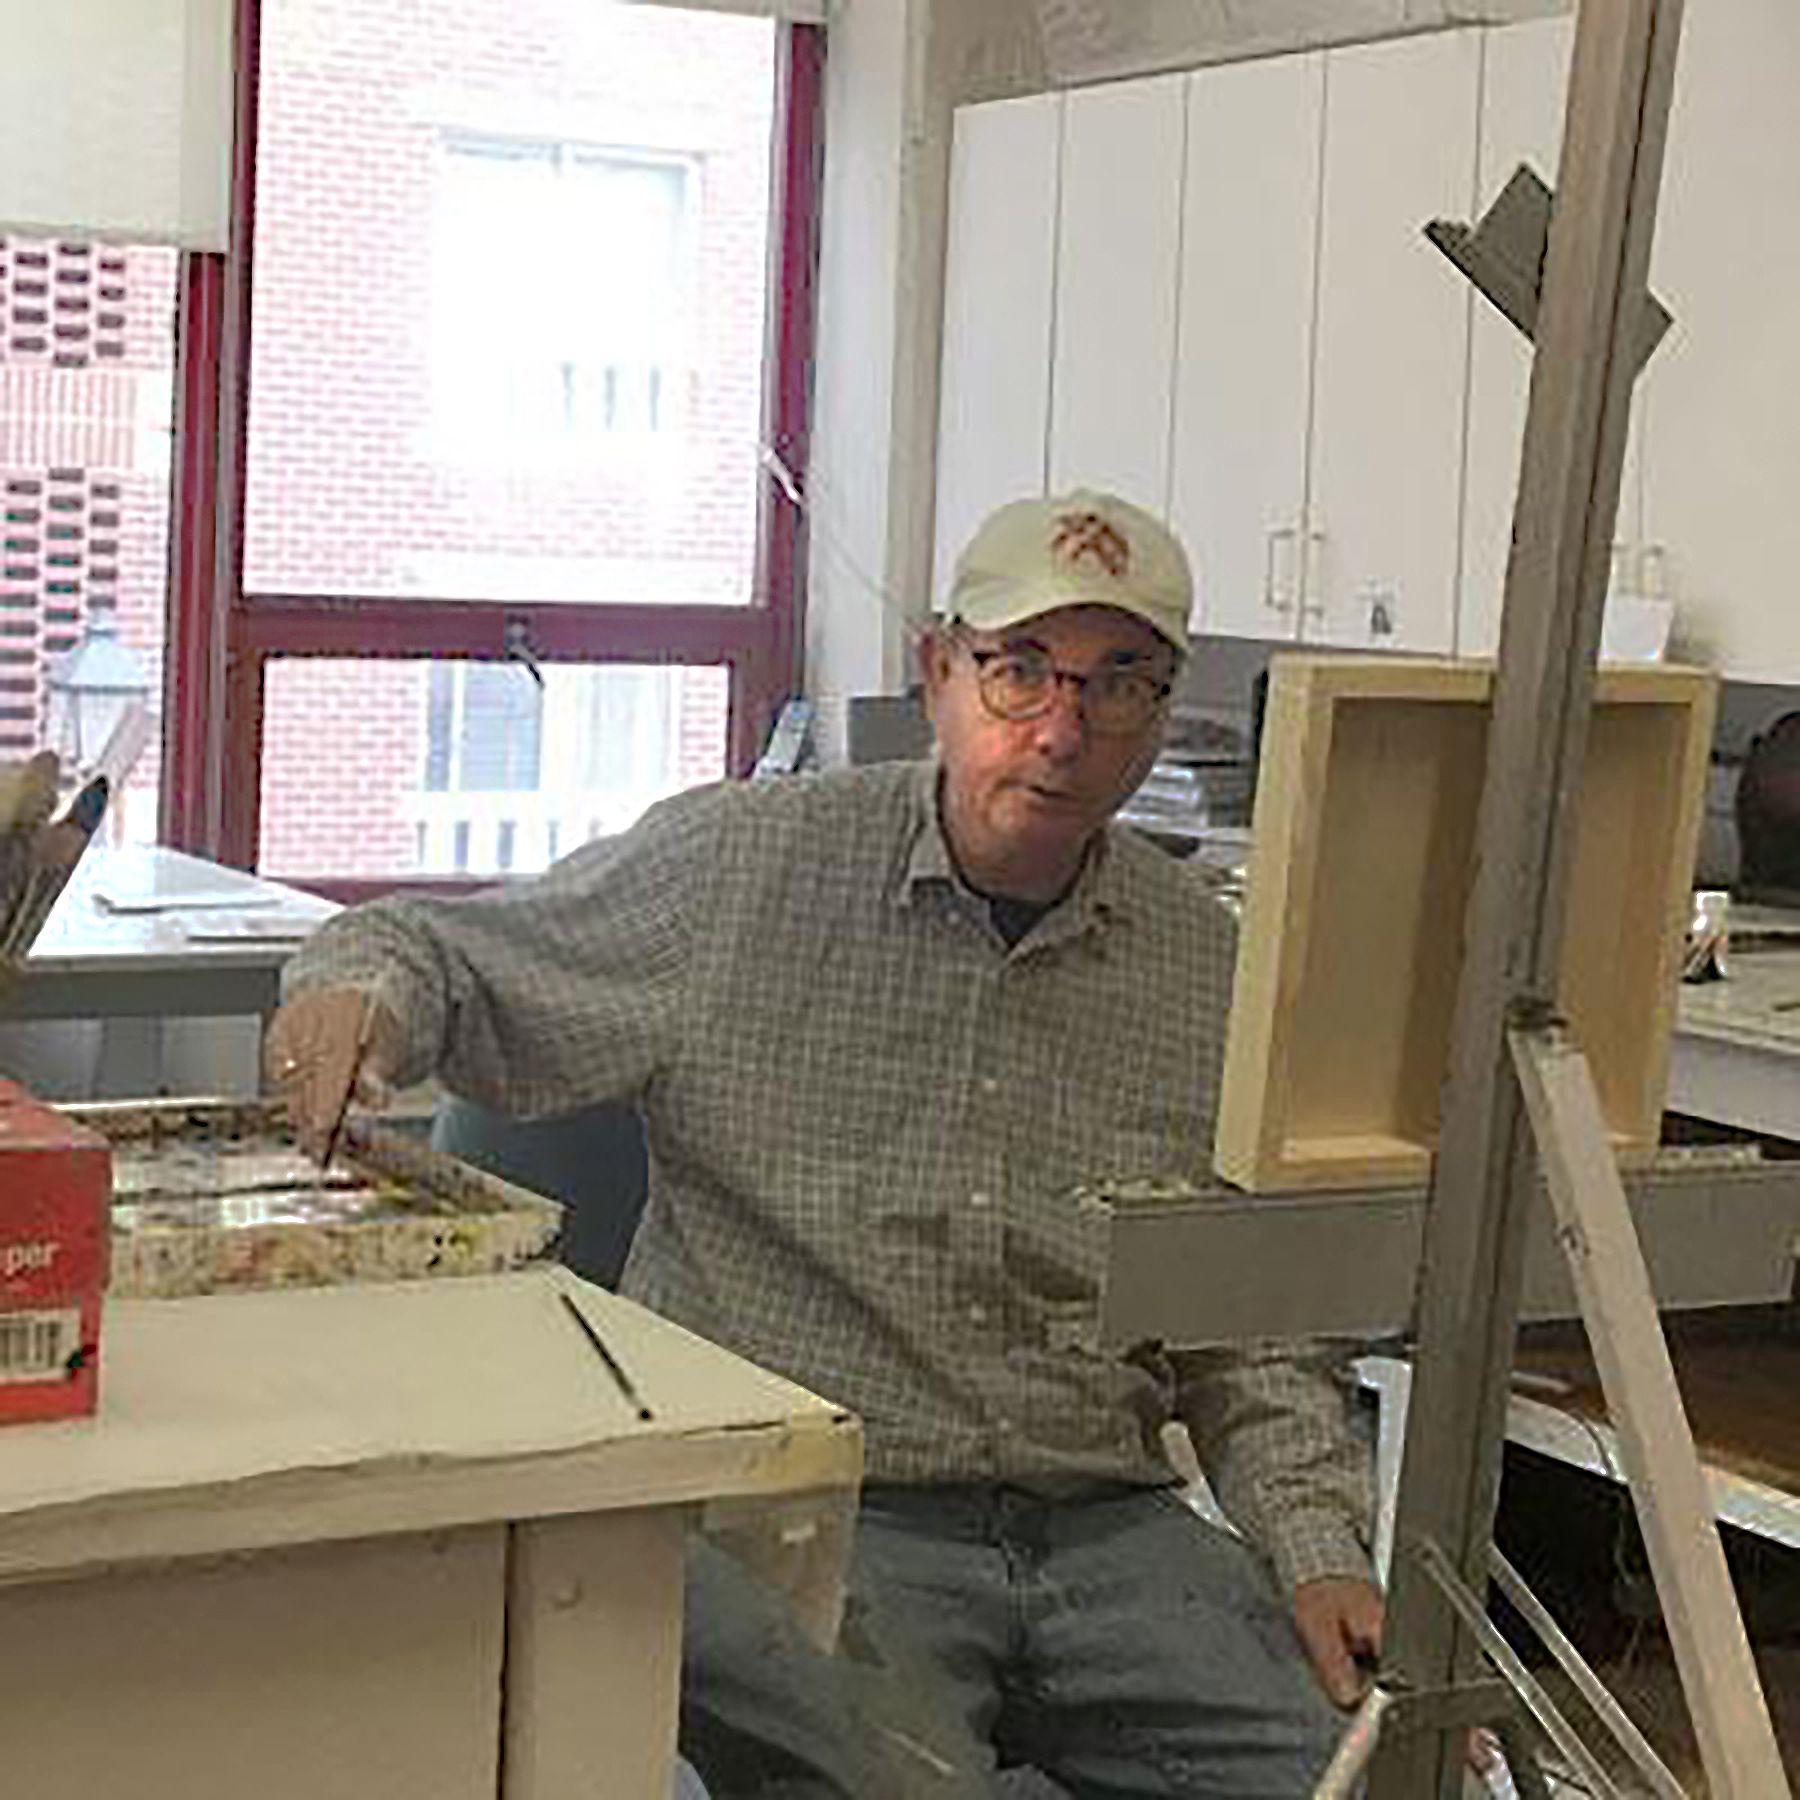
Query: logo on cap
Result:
<box><xmin>1051</xmin><ymin>511</ymin><xmax>1130</xmax><ymax>580</ymax></box>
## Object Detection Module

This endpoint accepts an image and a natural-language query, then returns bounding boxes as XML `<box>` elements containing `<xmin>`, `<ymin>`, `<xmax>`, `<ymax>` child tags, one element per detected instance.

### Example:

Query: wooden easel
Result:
<box><xmin>1329</xmin><ymin>2</ymin><xmax>1792</xmax><ymax>1793</ymax></box>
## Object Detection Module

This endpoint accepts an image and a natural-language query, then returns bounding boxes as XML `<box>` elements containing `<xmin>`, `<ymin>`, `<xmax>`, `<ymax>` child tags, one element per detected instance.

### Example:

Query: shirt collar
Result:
<box><xmin>896</xmin><ymin>758</ymin><xmax>1130</xmax><ymax>934</ymax></box>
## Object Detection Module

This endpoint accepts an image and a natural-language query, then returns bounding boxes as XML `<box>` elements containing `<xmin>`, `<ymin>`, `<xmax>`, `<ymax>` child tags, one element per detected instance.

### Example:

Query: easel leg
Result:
<box><xmin>1509</xmin><ymin>1021</ymin><xmax>1789</xmax><ymax>1799</ymax></box>
<box><xmin>1493</xmin><ymin>1720</ymin><xmax>1553</xmax><ymax>1800</ymax></box>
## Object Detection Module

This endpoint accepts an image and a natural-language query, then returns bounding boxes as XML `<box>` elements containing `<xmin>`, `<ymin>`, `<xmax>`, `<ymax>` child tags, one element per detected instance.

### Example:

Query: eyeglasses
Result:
<box><xmin>963</xmin><ymin>642</ymin><xmax>1172</xmax><ymax>736</ymax></box>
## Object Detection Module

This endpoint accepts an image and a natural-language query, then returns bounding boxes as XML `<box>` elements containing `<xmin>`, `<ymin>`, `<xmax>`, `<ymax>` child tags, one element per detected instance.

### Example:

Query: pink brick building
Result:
<box><xmin>0</xmin><ymin>243</ymin><xmax>177</xmax><ymax>848</ymax></box>
<box><xmin>1</xmin><ymin>0</ymin><xmax>777</xmax><ymax>881</ymax></box>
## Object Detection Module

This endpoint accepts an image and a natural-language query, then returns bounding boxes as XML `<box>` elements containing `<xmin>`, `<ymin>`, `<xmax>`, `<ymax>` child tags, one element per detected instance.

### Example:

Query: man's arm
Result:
<box><xmin>1173</xmin><ymin>1341</ymin><xmax>1381</xmax><ymax>1704</ymax></box>
<box><xmin>269</xmin><ymin>782</ymin><xmax>729</xmax><ymax>1136</ymax></box>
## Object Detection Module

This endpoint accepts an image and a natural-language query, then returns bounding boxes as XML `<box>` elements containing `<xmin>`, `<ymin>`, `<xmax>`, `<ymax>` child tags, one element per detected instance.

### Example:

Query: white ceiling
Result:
<box><xmin>1026</xmin><ymin>0</ymin><xmax>1569</xmax><ymax>86</ymax></box>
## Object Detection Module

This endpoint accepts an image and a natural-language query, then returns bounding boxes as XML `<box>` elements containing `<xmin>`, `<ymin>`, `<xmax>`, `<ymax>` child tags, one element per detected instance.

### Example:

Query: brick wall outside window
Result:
<box><xmin>0</xmin><ymin>0</ymin><xmax>774</xmax><ymax>878</ymax></box>
<box><xmin>0</xmin><ymin>241</ymin><xmax>175</xmax><ymax>848</ymax></box>
<box><xmin>246</xmin><ymin>0</ymin><xmax>771</xmax><ymax>880</ymax></box>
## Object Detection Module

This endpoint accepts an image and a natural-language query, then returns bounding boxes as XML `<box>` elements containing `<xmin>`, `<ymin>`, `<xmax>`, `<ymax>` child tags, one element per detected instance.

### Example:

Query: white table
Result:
<box><xmin>8</xmin><ymin>844</ymin><xmax>336</xmax><ymax>1022</ymax></box>
<box><xmin>1669</xmin><ymin>928</ymin><xmax>1800</xmax><ymax>1139</ymax></box>
<box><xmin>0</xmin><ymin>1268</ymin><xmax>861</xmax><ymax>1800</ymax></box>
<box><xmin>1</xmin><ymin>846</ymin><xmax>337</xmax><ymax>1098</ymax></box>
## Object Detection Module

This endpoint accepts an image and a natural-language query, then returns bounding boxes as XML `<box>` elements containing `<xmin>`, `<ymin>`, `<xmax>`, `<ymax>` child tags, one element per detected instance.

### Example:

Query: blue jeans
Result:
<box><xmin>681</xmin><ymin>1484</ymin><xmax>1343</xmax><ymax>1800</ymax></box>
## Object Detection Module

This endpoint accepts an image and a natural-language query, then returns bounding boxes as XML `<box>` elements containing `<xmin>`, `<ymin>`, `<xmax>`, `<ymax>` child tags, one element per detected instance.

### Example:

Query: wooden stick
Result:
<box><xmin>1510</xmin><ymin>1019</ymin><xmax>1789</xmax><ymax>1799</ymax></box>
<box><xmin>1374</xmin><ymin>3</ymin><xmax>1689</xmax><ymax>1790</ymax></box>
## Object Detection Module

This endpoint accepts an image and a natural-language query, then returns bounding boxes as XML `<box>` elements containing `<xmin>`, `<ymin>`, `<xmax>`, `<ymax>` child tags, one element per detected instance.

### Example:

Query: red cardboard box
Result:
<box><xmin>0</xmin><ymin>1079</ymin><xmax>108</xmax><ymax>1423</ymax></box>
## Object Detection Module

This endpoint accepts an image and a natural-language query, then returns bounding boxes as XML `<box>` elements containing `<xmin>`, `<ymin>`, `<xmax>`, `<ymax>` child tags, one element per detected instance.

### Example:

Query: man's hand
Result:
<box><xmin>264</xmin><ymin>987</ymin><xmax>401</xmax><ymax>1162</ymax></box>
<box><xmin>1296</xmin><ymin>1580</ymin><xmax>1502</xmax><ymax>1774</ymax></box>
<box><xmin>1293</xmin><ymin>1576</ymin><xmax>1385</xmax><ymax>1710</ymax></box>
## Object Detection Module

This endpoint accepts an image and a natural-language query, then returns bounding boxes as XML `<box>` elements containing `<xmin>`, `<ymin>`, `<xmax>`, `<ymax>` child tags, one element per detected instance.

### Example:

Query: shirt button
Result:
<box><xmin>968</xmin><ymin>1303</ymin><xmax>989</xmax><ymax>1325</ymax></box>
<box><xmin>996</xmin><ymin>1416</ymin><xmax>1015</xmax><ymax>1434</ymax></box>
<box><xmin>980</xmin><ymin>1077</ymin><xmax>1000</xmax><ymax>1095</ymax></box>
<box><xmin>969</xmin><ymin>1191</ymin><xmax>992</xmax><ymax>1210</ymax></box>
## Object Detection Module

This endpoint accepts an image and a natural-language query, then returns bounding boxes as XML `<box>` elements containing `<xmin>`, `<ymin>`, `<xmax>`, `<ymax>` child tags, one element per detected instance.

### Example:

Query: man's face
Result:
<box><xmin>920</xmin><ymin>604</ymin><xmax>1175</xmax><ymax>900</ymax></box>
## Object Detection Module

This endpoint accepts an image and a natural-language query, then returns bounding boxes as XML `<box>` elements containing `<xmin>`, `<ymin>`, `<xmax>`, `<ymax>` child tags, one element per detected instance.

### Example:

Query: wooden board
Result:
<box><xmin>1517</xmin><ymin>1323</ymin><xmax>1800</xmax><ymax>1502</ymax></box>
<box><xmin>501</xmin><ymin>1508</ymin><xmax>683</xmax><ymax>1800</ymax></box>
<box><xmin>0</xmin><ymin>1527</ymin><xmax>505</xmax><ymax>1800</ymax></box>
<box><xmin>1510</xmin><ymin>1021</ymin><xmax>1788</xmax><ymax>1796</ymax></box>
<box><xmin>1214</xmin><ymin>656</ymin><xmax>1716</xmax><ymax>1191</ymax></box>
<box><xmin>0</xmin><ymin>1269</ymin><xmax>860</xmax><ymax>1584</ymax></box>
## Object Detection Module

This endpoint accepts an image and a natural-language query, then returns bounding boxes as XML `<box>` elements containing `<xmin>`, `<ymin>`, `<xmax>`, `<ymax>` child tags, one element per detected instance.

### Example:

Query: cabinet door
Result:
<box><xmin>1462</xmin><ymin>18</ymin><xmax>1572</xmax><ymax>659</ymax></box>
<box><xmin>1168</xmin><ymin>53</ymin><xmax>1323</xmax><ymax>643</ymax></box>
<box><xmin>1642</xmin><ymin>0</ymin><xmax>1800</xmax><ymax>681</ymax></box>
<box><xmin>1305</xmin><ymin>31</ymin><xmax>1482</xmax><ymax>653</ymax></box>
<box><xmin>1048</xmin><ymin>75</ymin><xmax>1186</xmax><ymax>513</ymax></box>
<box><xmin>1462</xmin><ymin>18</ymin><xmax>1651</xmax><ymax>658</ymax></box>
<box><xmin>933</xmin><ymin>95</ymin><xmax>1062</xmax><ymax>608</ymax></box>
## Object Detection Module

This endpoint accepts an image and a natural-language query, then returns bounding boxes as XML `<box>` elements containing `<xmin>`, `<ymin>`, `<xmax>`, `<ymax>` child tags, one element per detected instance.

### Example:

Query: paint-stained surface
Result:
<box><xmin>78</xmin><ymin>1098</ymin><xmax>561</xmax><ymax>1299</ymax></box>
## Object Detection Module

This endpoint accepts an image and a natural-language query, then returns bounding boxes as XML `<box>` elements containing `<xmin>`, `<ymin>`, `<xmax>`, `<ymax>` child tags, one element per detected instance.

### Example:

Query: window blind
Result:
<box><xmin>0</xmin><ymin>0</ymin><xmax>234</xmax><ymax>249</ymax></box>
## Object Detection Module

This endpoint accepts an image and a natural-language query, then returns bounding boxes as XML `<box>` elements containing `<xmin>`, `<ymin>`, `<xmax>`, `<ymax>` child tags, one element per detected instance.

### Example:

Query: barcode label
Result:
<box><xmin>0</xmin><ymin>1309</ymin><xmax>80</xmax><ymax>1383</ymax></box>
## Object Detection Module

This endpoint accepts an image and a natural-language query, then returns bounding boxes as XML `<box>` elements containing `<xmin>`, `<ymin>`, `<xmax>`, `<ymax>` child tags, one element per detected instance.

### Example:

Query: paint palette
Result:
<box><xmin>71</xmin><ymin>1098</ymin><xmax>563</xmax><ymax>1300</ymax></box>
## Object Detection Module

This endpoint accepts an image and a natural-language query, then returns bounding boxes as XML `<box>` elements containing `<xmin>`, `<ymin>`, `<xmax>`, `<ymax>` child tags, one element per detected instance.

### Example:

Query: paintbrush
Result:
<box><xmin>0</xmin><ymin>775</ymin><xmax>109</xmax><ymax>961</ymax></box>
<box><xmin>0</xmin><ymin>752</ymin><xmax>61</xmax><ymax>953</ymax></box>
<box><xmin>558</xmin><ymin>1289</ymin><xmax>655</xmax><ymax>1421</ymax></box>
<box><xmin>0</xmin><ymin>750</ymin><xmax>59</xmax><ymax>834</ymax></box>
<box><xmin>316</xmin><ymin>996</ymin><xmax>376</xmax><ymax>1172</ymax></box>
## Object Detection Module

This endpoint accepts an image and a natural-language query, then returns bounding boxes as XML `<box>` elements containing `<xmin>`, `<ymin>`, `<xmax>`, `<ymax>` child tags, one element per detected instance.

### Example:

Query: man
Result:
<box><xmin>269</xmin><ymin>490</ymin><xmax>1380</xmax><ymax>1798</ymax></box>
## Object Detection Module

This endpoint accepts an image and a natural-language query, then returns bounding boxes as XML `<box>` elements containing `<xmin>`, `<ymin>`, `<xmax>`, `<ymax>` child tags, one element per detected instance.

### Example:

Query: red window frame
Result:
<box><xmin>162</xmin><ymin>0</ymin><xmax>824</xmax><ymax>898</ymax></box>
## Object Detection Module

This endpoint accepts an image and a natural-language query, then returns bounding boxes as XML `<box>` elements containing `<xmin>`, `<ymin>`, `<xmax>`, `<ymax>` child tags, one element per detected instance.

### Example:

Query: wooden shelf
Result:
<box><xmin>1215</xmin><ymin>656</ymin><xmax>1716</xmax><ymax>1192</ymax></box>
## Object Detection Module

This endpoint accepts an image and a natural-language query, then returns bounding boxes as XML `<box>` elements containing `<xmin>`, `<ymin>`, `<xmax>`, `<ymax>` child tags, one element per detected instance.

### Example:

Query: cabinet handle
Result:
<box><xmin>1608</xmin><ymin>540</ymin><xmax>1633</xmax><ymax>595</ymax></box>
<box><xmin>1300</xmin><ymin>529</ymin><xmax>1327</xmax><ymax>619</ymax></box>
<box><xmin>1264</xmin><ymin>527</ymin><xmax>1299</xmax><ymax>613</ymax></box>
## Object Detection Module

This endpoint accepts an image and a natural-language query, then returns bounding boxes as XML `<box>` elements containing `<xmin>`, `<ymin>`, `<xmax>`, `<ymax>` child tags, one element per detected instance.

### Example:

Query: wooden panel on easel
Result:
<box><xmin>1214</xmin><ymin>656</ymin><xmax>1716</xmax><ymax>1192</ymax></box>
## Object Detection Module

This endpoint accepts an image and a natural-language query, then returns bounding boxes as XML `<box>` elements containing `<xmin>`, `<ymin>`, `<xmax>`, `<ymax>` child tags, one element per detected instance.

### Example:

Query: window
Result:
<box><xmin>425</xmin><ymin>662</ymin><xmax>543</xmax><ymax>793</ymax></box>
<box><xmin>433</xmin><ymin>140</ymin><xmax>692</xmax><ymax>456</ymax></box>
<box><xmin>242</xmin><ymin>1</ymin><xmax>778</xmax><ymax>609</ymax></box>
<box><xmin>259</xmin><ymin>657</ymin><xmax>725</xmax><ymax>881</ymax></box>
<box><xmin>195</xmin><ymin>0</ymin><xmax>821</xmax><ymax>889</ymax></box>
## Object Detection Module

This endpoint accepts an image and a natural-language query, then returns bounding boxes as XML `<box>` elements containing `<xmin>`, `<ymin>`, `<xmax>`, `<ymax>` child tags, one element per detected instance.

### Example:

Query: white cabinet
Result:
<box><xmin>1169</xmin><ymin>35</ymin><xmax>1479</xmax><ymax>653</ymax></box>
<box><xmin>1049</xmin><ymin>76</ymin><xmax>1187</xmax><ymax>509</ymax></box>
<box><xmin>935</xmin><ymin>9</ymin><xmax>1800</xmax><ymax>682</ymax></box>
<box><xmin>931</xmin><ymin>28</ymin><xmax>1509</xmax><ymax>661</ymax></box>
<box><xmin>1304</xmin><ymin>31</ymin><xmax>1481</xmax><ymax>654</ymax></box>
<box><xmin>1170</xmin><ymin>53</ymin><xmax>1324</xmax><ymax>642</ymax></box>
<box><xmin>1465</xmin><ymin>4</ymin><xmax>1800</xmax><ymax>680</ymax></box>
<box><xmin>932</xmin><ymin>94</ymin><xmax>1060</xmax><ymax>608</ymax></box>
<box><xmin>1462</xmin><ymin>16</ymin><xmax>1652</xmax><ymax>659</ymax></box>
<box><xmin>1462</xmin><ymin>15</ymin><xmax>1571</xmax><ymax>659</ymax></box>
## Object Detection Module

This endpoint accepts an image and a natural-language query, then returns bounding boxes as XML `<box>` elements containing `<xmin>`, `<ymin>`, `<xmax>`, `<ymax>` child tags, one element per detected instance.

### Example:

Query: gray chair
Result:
<box><xmin>430</xmin><ymin>1094</ymin><xmax>649</xmax><ymax>1287</ymax></box>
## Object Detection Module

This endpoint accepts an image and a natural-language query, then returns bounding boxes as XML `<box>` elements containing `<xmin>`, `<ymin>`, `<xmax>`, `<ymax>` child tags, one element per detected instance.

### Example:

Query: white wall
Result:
<box><xmin>802</xmin><ymin>0</ymin><xmax>932</xmax><ymax>742</ymax></box>
<box><xmin>801</xmin><ymin>0</ymin><xmax>1571</xmax><ymax>713</ymax></box>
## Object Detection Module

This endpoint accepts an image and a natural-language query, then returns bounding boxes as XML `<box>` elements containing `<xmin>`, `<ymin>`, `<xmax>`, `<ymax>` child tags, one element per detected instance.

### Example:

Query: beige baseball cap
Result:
<box><xmin>945</xmin><ymin>489</ymin><xmax>1193</xmax><ymax>652</ymax></box>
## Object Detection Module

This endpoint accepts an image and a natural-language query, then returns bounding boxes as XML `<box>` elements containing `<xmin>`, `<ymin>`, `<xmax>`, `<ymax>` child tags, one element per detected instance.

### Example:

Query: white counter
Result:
<box><xmin>0</xmin><ymin>845</ymin><xmax>337</xmax><ymax>1100</ymax></box>
<box><xmin>1670</xmin><ymin>909</ymin><xmax>1800</xmax><ymax>1137</ymax></box>
<box><xmin>11</xmin><ymin>844</ymin><xmax>337</xmax><ymax>1021</ymax></box>
<box><xmin>0</xmin><ymin>1268</ymin><xmax>861</xmax><ymax>1800</ymax></box>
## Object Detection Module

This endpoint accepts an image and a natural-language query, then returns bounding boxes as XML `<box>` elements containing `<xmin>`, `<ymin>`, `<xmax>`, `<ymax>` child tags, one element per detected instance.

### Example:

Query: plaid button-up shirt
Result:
<box><xmin>285</xmin><ymin>760</ymin><xmax>1372</xmax><ymax>1589</ymax></box>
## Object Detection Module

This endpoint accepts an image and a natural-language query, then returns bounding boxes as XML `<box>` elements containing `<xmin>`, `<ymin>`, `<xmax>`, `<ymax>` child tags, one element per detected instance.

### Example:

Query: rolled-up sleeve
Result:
<box><xmin>281</xmin><ymin>782</ymin><xmax>729</xmax><ymax>1118</ymax></box>
<box><xmin>1173</xmin><ymin>1340</ymin><xmax>1375</xmax><ymax>1594</ymax></box>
